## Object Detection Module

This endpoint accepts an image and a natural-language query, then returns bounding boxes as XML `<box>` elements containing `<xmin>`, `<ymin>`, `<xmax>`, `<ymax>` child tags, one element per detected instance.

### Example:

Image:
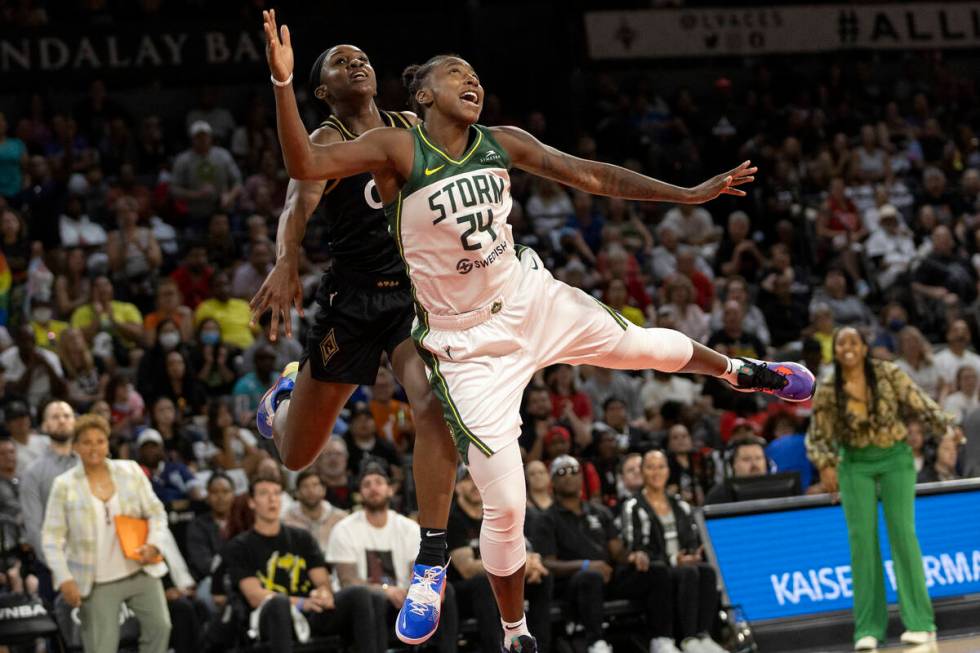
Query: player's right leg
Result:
<box><xmin>257</xmin><ymin>277</ymin><xmax>383</xmax><ymax>470</ymax></box>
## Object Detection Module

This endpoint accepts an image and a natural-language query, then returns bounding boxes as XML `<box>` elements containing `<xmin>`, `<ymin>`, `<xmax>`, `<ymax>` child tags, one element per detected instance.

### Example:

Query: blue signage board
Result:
<box><xmin>703</xmin><ymin>489</ymin><xmax>980</xmax><ymax>622</ymax></box>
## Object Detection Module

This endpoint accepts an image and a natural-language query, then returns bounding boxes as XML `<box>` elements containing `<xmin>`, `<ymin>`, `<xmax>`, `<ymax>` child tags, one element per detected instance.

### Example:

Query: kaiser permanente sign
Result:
<box><xmin>586</xmin><ymin>3</ymin><xmax>980</xmax><ymax>59</ymax></box>
<box><xmin>700</xmin><ymin>482</ymin><xmax>980</xmax><ymax>622</ymax></box>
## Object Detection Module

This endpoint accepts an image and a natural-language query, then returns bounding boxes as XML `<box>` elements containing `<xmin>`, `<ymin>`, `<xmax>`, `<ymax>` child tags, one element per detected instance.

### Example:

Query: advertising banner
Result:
<box><xmin>586</xmin><ymin>4</ymin><xmax>980</xmax><ymax>59</ymax></box>
<box><xmin>702</xmin><ymin>488</ymin><xmax>980</xmax><ymax>622</ymax></box>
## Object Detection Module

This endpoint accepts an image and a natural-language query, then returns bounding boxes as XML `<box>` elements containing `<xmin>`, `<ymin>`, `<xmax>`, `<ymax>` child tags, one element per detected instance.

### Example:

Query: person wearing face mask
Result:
<box><xmin>869</xmin><ymin>302</ymin><xmax>908</xmax><ymax>361</ymax></box>
<box><xmin>193</xmin><ymin>271</ymin><xmax>256</xmax><ymax>350</ymax></box>
<box><xmin>29</xmin><ymin>297</ymin><xmax>68</xmax><ymax>352</ymax></box>
<box><xmin>807</xmin><ymin>327</ymin><xmax>955</xmax><ymax>650</ymax></box>
<box><xmin>136</xmin><ymin>319</ymin><xmax>188</xmax><ymax>406</ymax></box>
<box><xmin>143</xmin><ymin>278</ymin><xmax>194</xmax><ymax>346</ymax></box>
<box><xmin>191</xmin><ymin>318</ymin><xmax>239</xmax><ymax>397</ymax></box>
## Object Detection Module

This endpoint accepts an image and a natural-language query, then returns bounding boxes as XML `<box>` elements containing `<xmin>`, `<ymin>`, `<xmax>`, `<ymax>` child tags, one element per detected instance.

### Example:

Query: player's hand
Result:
<box><xmin>250</xmin><ymin>259</ymin><xmax>304</xmax><ymax>341</ymax></box>
<box><xmin>262</xmin><ymin>9</ymin><xmax>294</xmax><ymax>84</ymax></box>
<box><xmin>687</xmin><ymin>160</ymin><xmax>757</xmax><ymax>203</ymax></box>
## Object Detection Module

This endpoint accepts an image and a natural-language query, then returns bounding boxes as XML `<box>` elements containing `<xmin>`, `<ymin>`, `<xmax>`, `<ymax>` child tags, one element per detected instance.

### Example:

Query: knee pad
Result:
<box><xmin>466</xmin><ymin>442</ymin><xmax>528</xmax><ymax>577</ymax></box>
<box><xmin>607</xmin><ymin>327</ymin><xmax>694</xmax><ymax>373</ymax></box>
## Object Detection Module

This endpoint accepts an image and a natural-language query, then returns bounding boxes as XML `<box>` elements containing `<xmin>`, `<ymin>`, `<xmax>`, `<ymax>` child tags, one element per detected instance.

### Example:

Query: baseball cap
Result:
<box><xmin>189</xmin><ymin>120</ymin><xmax>212</xmax><ymax>137</ymax></box>
<box><xmin>136</xmin><ymin>428</ymin><xmax>164</xmax><ymax>448</ymax></box>
<box><xmin>549</xmin><ymin>454</ymin><xmax>580</xmax><ymax>476</ymax></box>
<box><xmin>878</xmin><ymin>204</ymin><xmax>898</xmax><ymax>221</ymax></box>
<box><xmin>4</xmin><ymin>401</ymin><xmax>30</xmax><ymax>421</ymax></box>
<box><xmin>357</xmin><ymin>460</ymin><xmax>390</xmax><ymax>486</ymax></box>
<box><xmin>543</xmin><ymin>425</ymin><xmax>571</xmax><ymax>448</ymax></box>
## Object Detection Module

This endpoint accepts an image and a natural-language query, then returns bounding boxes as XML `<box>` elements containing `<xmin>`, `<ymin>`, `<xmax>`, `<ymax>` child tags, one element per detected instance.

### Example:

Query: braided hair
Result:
<box><xmin>831</xmin><ymin>327</ymin><xmax>879</xmax><ymax>429</ymax></box>
<box><xmin>401</xmin><ymin>54</ymin><xmax>462</xmax><ymax>116</ymax></box>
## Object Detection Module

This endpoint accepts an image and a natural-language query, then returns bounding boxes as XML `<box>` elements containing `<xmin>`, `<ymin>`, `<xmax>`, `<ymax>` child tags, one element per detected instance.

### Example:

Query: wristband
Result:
<box><xmin>296</xmin><ymin>598</ymin><xmax>305</xmax><ymax>612</ymax></box>
<box><xmin>581</xmin><ymin>559</ymin><xmax>590</xmax><ymax>571</ymax></box>
<box><xmin>271</xmin><ymin>72</ymin><xmax>293</xmax><ymax>87</ymax></box>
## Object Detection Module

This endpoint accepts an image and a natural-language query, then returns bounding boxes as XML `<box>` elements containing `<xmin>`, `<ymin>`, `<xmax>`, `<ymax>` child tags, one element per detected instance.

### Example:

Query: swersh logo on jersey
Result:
<box><xmin>457</xmin><ymin>241</ymin><xmax>508</xmax><ymax>274</ymax></box>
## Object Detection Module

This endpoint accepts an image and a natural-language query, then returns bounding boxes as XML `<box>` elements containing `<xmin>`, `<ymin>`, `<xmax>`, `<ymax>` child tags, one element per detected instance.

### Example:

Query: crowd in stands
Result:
<box><xmin>0</xmin><ymin>18</ymin><xmax>978</xmax><ymax>651</ymax></box>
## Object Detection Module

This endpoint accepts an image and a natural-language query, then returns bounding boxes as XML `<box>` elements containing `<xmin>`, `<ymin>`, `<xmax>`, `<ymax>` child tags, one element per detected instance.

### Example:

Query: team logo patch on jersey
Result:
<box><xmin>480</xmin><ymin>149</ymin><xmax>501</xmax><ymax>164</ymax></box>
<box><xmin>319</xmin><ymin>329</ymin><xmax>340</xmax><ymax>366</ymax></box>
<box><xmin>456</xmin><ymin>259</ymin><xmax>474</xmax><ymax>274</ymax></box>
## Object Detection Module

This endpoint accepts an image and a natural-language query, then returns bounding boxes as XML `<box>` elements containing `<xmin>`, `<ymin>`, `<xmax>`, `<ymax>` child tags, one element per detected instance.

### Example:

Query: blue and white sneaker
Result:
<box><xmin>395</xmin><ymin>561</ymin><xmax>448</xmax><ymax>645</ymax></box>
<box><xmin>256</xmin><ymin>361</ymin><xmax>299</xmax><ymax>439</ymax></box>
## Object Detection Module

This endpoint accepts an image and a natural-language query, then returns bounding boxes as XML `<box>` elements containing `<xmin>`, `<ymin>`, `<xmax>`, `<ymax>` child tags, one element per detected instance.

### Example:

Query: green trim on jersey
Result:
<box><xmin>592</xmin><ymin>297</ymin><xmax>629</xmax><ymax>331</ymax></box>
<box><xmin>411</xmin><ymin>326</ymin><xmax>494</xmax><ymax>464</ymax></box>
<box><xmin>400</xmin><ymin>124</ymin><xmax>512</xmax><ymax>199</ymax></box>
<box><xmin>388</xmin><ymin>189</ymin><xmax>493</xmax><ymax>463</ymax></box>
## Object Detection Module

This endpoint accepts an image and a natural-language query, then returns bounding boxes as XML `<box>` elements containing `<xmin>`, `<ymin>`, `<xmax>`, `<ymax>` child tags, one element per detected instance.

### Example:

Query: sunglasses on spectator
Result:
<box><xmin>553</xmin><ymin>465</ymin><xmax>581</xmax><ymax>477</ymax></box>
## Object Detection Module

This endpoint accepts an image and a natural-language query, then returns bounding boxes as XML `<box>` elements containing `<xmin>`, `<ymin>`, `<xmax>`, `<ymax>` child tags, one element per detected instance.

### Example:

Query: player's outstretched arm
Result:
<box><xmin>492</xmin><ymin>125</ymin><xmax>756</xmax><ymax>204</ymax></box>
<box><xmin>263</xmin><ymin>10</ymin><xmax>390</xmax><ymax>181</ymax></box>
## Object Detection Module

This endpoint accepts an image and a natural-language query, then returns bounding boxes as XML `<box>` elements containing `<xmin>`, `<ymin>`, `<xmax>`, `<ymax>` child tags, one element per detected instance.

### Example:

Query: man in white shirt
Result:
<box><xmin>933</xmin><ymin>319</ymin><xmax>980</xmax><ymax>386</ymax></box>
<box><xmin>326</xmin><ymin>464</ymin><xmax>457</xmax><ymax>652</ymax></box>
<box><xmin>282</xmin><ymin>469</ymin><xmax>347</xmax><ymax>553</ymax></box>
<box><xmin>864</xmin><ymin>204</ymin><xmax>916</xmax><ymax>291</ymax></box>
<box><xmin>659</xmin><ymin>204</ymin><xmax>721</xmax><ymax>248</ymax></box>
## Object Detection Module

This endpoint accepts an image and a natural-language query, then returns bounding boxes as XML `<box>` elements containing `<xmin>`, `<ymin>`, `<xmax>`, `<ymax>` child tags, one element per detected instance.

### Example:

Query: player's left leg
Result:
<box><xmin>390</xmin><ymin>337</ymin><xmax>458</xmax><ymax>565</ymax></box>
<box><xmin>464</xmin><ymin>440</ymin><xmax>533</xmax><ymax>653</ymax></box>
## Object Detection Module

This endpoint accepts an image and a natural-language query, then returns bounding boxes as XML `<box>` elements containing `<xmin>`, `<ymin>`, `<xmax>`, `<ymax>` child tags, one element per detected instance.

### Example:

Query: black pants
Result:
<box><xmin>258</xmin><ymin>586</ymin><xmax>387</xmax><ymax>653</ymax></box>
<box><xmin>450</xmin><ymin>573</ymin><xmax>554</xmax><ymax>653</ymax></box>
<box><xmin>629</xmin><ymin>563</ymin><xmax>718</xmax><ymax>641</ymax></box>
<box><xmin>559</xmin><ymin>569</ymin><xmax>606</xmax><ymax>645</ymax></box>
<box><xmin>452</xmin><ymin>575</ymin><xmax>500</xmax><ymax>653</ymax></box>
<box><xmin>168</xmin><ymin>595</ymin><xmax>210</xmax><ymax>653</ymax></box>
<box><xmin>610</xmin><ymin>563</ymin><xmax>671</xmax><ymax>640</ymax></box>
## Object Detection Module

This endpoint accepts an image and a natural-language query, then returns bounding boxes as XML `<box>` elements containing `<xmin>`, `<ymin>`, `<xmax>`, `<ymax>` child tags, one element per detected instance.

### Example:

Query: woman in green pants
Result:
<box><xmin>806</xmin><ymin>326</ymin><xmax>952</xmax><ymax>651</ymax></box>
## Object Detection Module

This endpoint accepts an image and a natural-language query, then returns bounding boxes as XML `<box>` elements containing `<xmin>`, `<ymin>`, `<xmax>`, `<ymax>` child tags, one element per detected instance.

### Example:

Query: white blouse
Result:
<box><xmin>92</xmin><ymin>494</ymin><xmax>141</xmax><ymax>584</ymax></box>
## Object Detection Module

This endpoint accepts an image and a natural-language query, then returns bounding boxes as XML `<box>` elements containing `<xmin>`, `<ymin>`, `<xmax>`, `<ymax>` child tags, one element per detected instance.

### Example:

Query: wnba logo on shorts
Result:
<box><xmin>456</xmin><ymin>259</ymin><xmax>474</xmax><ymax>274</ymax></box>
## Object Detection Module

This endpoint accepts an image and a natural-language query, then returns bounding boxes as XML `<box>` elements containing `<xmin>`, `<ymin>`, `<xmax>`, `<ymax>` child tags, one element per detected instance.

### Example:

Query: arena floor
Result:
<box><xmin>877</xmin><ymin>634</ymin><xmax>980</xmax><ymax>652</ymax></box>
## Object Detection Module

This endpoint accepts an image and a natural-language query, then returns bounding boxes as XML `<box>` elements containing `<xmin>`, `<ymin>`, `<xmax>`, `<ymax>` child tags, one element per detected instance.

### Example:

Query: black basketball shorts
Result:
<box><xmin>301</xmin><ymin>272</ymin><xmax>415</xmax><ymax>385</ymax></box>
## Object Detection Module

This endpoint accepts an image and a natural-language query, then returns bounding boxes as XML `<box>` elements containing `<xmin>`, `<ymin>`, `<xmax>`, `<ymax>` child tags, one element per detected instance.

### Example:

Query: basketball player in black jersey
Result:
<box><xmin>250</xmin><ymin>44</ymin><xmax>458</xmax><ymax>644</ymax></box>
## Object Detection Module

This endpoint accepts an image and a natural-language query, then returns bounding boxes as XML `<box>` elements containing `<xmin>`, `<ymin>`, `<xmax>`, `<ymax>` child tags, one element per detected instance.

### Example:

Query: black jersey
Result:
<box><xmin>319</xmin><ymin>110</ymin><xmax>412</xmax><ymax>281</ymax></box>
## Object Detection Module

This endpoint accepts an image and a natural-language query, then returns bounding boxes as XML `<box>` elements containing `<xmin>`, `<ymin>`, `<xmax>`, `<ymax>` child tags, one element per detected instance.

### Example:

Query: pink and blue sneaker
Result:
<box><xmin>731</xmin><ymin>358</ymin><xmax>815</xmax><ymax>402</ymax></box>
<box><xmin>256</xmin><ymin>361</ymin><xmax>299</xmax><ymax>439</ymax></box>
<box><xmin>396</xmin><ymin>561</ymin><xmax>448</xmax><ymax>645</ymax></box>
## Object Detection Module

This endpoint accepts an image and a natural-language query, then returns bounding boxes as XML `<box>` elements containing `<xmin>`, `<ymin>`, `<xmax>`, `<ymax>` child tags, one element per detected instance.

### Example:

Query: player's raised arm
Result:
<box><xmin>263</xmin><ymin>10</ymin><xmax>390</xmax><ymax>181</ymax></box>
<box><xmin>491</xmin><ymin>125</ymin><xmax>756</xmax><ymax>204</ymax></box>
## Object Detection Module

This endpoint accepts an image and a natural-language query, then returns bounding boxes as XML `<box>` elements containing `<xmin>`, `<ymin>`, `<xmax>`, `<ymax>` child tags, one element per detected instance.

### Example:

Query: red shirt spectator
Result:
<box><xmin>170</xmin><ymin>243</ymin><xmax>213</xmax><ymax>309</ymax></box>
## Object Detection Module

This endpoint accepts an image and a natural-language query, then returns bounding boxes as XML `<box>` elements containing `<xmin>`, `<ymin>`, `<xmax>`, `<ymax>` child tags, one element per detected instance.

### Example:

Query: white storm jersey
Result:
<box><xmin>385</xmin><ymin>124</ymin><xmax>521</xmax><ymax>318</ymax></box>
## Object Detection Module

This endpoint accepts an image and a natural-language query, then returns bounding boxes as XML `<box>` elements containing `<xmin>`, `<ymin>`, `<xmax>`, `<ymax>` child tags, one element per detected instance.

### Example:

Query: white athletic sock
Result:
<box><xmin>502</xmin><ymin>615</ymin><xmax>530</xmax><ymax>649</ymax></box>
<box><xmin>719</xmin><ymin>356</ymin><xmax>744</xmax><ymax>386</ymax></box>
